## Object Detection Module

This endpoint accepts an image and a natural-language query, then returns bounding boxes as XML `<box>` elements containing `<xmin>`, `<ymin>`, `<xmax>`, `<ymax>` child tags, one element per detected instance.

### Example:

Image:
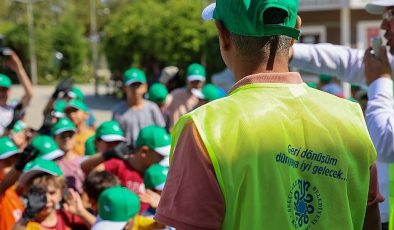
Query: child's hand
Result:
<box><xmin>103</xmin><ymin>142</ymin><xmax>133</xmax><ymax>161</ymax></box>
<box><xmin>63</xmin><ymin>189</ymin><xmax>86</xmax><ymax>216</ymax></box>
<box><xmin>22</xmin><ymin>186</ymin><xmax>47</xmax><ymax>221</ymax></box>
<box><xmin>14</xmin><ymin>145</ymin><xmax>39</xmax><ymax>171</ymax></box>
<box><xmin>139</xmin><ymin>189</ymin><xmax>161</xmax><ymax>209</ymax></box>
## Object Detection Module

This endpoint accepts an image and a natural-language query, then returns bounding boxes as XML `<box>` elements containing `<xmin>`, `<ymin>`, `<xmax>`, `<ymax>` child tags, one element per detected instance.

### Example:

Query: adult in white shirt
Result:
<box><xmin>0</xmin><ymin>51</ymin><xmax>33</xmax><ymax>136</ymax></box>
<box><xmin>290</xmin><ymin>0</ymin><xmax>394</xmax><ymax>227</ymax></box>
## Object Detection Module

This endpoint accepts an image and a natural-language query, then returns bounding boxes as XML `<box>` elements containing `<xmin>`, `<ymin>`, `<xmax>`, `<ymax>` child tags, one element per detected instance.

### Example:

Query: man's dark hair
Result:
<box><xmin>83</xmin><ymin>171</ymin><xmax>120</xmax><ymax>202</ymax></box>
<box><xmin>229</xmin><ymin>8</ymin><xmax>292</xmax><ymax>58</ymax></box>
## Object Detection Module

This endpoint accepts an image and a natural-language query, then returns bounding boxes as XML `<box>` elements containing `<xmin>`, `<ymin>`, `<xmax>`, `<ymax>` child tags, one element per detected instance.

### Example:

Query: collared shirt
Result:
<box><xmin>155</xmin><ymin>72</ymin><xmax>382</xmax><ymax>229</ymax></box>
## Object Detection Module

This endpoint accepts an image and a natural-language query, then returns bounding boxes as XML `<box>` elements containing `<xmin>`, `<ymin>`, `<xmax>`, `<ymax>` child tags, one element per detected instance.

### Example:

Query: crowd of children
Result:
<box><xmin>0</xmin><ymin>57</ymin><xmax>227</xmax><ymax>230</ymax></box>
<box><xmin>0</xmin><ymin>49</ymin><xmax>370</xmax><ymax>230</ymax></box>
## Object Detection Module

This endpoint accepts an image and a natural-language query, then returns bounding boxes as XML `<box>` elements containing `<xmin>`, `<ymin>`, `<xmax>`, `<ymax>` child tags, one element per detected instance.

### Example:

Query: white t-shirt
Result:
<box><xmin>0</xmin><ymin>103</ymin><xmax>17</xmax><ymax>136</ymax></box>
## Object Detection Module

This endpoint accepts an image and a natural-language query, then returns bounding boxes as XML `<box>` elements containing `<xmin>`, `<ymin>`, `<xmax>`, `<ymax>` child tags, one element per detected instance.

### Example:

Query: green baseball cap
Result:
<box><xmin>147</xmin><ymin>83</ymin><xmax>168</xmax><ymax>104</ymax></box>
<box><xmin>202</xmin><ymin>0</ymin><xmax>300</xmax><ymax>40</ymax></box>
<box><xmin>19</xmin><ymin>158</ymin><xmax>63</xmax><ymax>186</ymax></box>
<box><xmin>319</xmin><ymin>74</ymin><xmax>332</xmax><ymax>83</ymax></box>
<box><xmin>123</xmin><ymin>68</ymin><xmax>147</xmax><ymax>86</ymax></box>
<box><xmin>12</xmin><ymin>120</ymin><xmax>27</xmax><ymax>134</ymax></box>
<box><xmin>144</xmin><ymin>164</ymin><xmax>168</xmax><ymax>191</ymax></box>
<box><xmin>0</xmin><ymin>73</ymin><xmax>12</xmax><ymax>88</ymax></box>
<box><xmin>136</xmin><ymin>125</ymin><xmax>171</xmax><ymax>167</ymax></box>
<box><xmin>95</xmin><ymin>186</ymin><xmax>140</xmax><ymax>228</ymax></box>
<box><xmin>31</xmin><ymin>135</ymin><xmax>64</xmax><ymax>160</ymax></box>
<box><xmin>0</xmin><ymin>136</ymin><xmax>20</xmax><ymax>160</ymax></box>
<box><xmin>96</xmin><ymin>120</ymin><xmax>125</xmax><ymax>142</ymax></box>
<box><xmin>67</xmin><ymin>86</ymin><xmax>85</xmax><ymax>101</ymax></box>
<box><xmin>65</xmin><ymin>99</ymin><xmax>88</xmax><ymax>113</ymax></box>
<box><xmin>192</xmin><ymin>84</ymin><xmax>224</xmax><ymax>102</ymax></box>
<box><xmin>306</xmin><ymin>82</ymin><xmax>317</xmax><ymax>89</ymax></box>
<box><xmin>85</xmin><ymin>135</ymin><xmax>97</xmax><ymax>156</ymax></box>
<box><xmin>52</xmin><ymin>100</ymin><xmax>67</xmax><ymax>118</ymax></box>
<box><xmin>187</xmin><ymin>63</ymin><xmax>206</xmax><ymax>82</ymax></box>
<box><xmin>51</xmin><ymin>117</ymin><xmax>77</xmax><ymax>136</ymax></box>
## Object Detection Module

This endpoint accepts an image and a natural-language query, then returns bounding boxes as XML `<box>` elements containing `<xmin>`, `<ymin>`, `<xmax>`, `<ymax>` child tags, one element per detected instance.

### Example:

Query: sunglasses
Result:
<box><xmin>383</xmin><ymin>9</ymin><xmax>394</xmax><ymax>21</ymax></box>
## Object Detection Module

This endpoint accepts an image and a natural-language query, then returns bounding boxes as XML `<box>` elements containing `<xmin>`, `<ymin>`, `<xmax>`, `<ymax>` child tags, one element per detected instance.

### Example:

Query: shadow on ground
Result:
<box><xmin>84</xmin><ymin>94</ymin><xmax>124</xmax><ymax>111</ymax></box>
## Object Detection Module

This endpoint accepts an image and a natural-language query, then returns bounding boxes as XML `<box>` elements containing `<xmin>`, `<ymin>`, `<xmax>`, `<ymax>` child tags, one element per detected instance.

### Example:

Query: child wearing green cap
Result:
<box><xmin>13</xmin><ymin>158</ymin><xmax>91</xmax><ymax>230</ymax></box>
<box><xmin>146</xmin><ymin>83</ymin><xmax>171</xmax><ymax>131</ymax></box>
<box><xmin>64</xmin><ymin>86</ymin><xmax>96</xmax><ymax>128</ymax></box>
<box><xmin>81</xmin><ymin>125</ymin><xmax>171</xmax><ymax>212</ymax></box>
<box><xmin>164</xmin><ymin>63</ymin><xmax>206</xmax><ymax>130</ymax></box>
<box><xmin>139</xmin><ymin>164</ymin><xmax>168</xmax><ymax>215</ymax></box>
<box><xmin>0</xmin><ymin>136</ymin><xmax>24</xmax><ymax>230</ymax></box>
<box><xmin>85</xmin><ymin>120</ymin><xmax>126</xmax><ymax>157</ymax></box>
<box><xmin>52</xmin><ymin>118</ymin><xmax>85</xmax><ymax>193</ymax></box>
<box><xmin>112</xmin><ymin>68</ymin><xmax>165</xmax><ymax>144</ymax></box>
<box><xmin>64</xmin><ymin>99</ymin><xmax>95</xmax><ymax>156</ymax></box>
<box><xmin>0</xmin><ymin>51</ymin><xmax>33</xmax><ymax>136</ymax></box>
<box><xmin>6</xmin><ymin>120</ymin><xmax>29</xmax><ymax>150</ymax></box>
<box><xmin>191</xmin><ymin>83</ymin><xmax>225</xmax><ymax>108</ymax></box>
<box><xmin>91</xmin><ymin>186</ymin><xmax>140</xmax><ymax>230</ymax></box>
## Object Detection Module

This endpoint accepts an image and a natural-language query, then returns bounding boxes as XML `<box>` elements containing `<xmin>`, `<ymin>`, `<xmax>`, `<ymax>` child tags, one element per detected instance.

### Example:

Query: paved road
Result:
<box><xmin>9</xmin><ymin>84</ymin><xmax>122</xmax><ymax>129</ymax></box>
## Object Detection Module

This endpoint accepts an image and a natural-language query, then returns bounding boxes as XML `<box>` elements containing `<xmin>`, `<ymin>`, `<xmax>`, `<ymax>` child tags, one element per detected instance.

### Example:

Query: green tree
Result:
<box><xmin>52</xmin><ymin>12</ymin><xmax>88</xmax><ymax>80</ymax></box>
<box><xmin>103</xmin><ymin>0</ymin><xmax>224</xmax><ymax>79</ymax></box>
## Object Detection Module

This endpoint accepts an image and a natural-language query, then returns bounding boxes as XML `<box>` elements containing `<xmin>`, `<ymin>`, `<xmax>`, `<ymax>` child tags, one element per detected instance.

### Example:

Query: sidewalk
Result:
<box><xmin>9</xmin><ymin>84</ymin><xmax>121</xmax><ymax>129</ymax></box>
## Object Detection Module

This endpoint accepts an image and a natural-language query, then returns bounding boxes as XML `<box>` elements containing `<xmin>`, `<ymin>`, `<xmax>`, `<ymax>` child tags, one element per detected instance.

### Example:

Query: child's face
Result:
<box><xmin>95</xmin><ymin>139</ymin><xmax>122</xmax><ymax>153</ymax></box>
<box><xmin>37</xmin><ymin>184</ymin><xmax>63</xmax><ymax>218</ymax></box>
<box><xmin>55</xmin><ymin>131</ymin><xmax>76</xmax><ymax>152</ymax></box>
<box><xmin>12</xmin><ymin>131</ymin><xmax>28</xmax><ymax>149</ymax></box>
<box><xmin>66</xmin><ymin>108</ymin><xmax>88</xmax><ymax>127</ymax></box>
<box><xmin>0</xmin><ymin>87</ymin><xmax>9</xmax><ymax>106</ymax></box>
<box><xmin>125</xmin><ymin>83</ymin><xmax>147</xmax><ymax>101</ymax></box>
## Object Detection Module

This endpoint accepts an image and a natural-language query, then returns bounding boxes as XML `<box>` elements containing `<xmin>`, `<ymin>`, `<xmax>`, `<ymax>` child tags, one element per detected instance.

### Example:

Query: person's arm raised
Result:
<box><xmin>7</xmin><ymin>52</ymin><xmax>33</xmax><ymax>107</ymax></box>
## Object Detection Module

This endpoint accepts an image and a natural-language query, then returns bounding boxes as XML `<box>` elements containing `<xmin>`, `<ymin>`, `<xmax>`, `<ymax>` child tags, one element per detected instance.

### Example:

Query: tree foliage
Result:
<box><xmin>103</xmin><ymin>0</ymin><xmax>224</xmax><ymax>78</ymax></box>
<box><xmin>0</xmin><ymin>0</ymin><xmax>225</xmax><ymax>83</ymax></box>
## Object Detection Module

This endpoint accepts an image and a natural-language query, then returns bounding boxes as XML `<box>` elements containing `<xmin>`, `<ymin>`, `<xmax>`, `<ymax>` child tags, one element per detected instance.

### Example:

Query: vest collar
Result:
<box><xmin>230</xmin><ymin>72</ymin><xmax>304</xmax><ymax>94</ymax></box>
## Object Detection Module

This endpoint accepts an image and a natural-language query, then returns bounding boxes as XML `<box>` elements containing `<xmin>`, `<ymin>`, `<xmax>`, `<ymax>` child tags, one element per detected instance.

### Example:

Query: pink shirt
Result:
<box><xmin>57</xmin><ymin>156</ymin><xmax>85</xmax><ymax>193</ymax></box>
<box><xmin>165</xmin><ymin>88</ymin><xmax>199</xmax><ymax>129</ymax></box>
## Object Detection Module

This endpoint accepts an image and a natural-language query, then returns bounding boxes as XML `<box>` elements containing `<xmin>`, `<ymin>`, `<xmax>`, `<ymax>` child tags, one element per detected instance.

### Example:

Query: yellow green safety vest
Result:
<box><xmin>172</xmin><ymin>83</ymin><xmax>376</xmax><ymax>230</ymax></box>
<box><xmin>389</xmin><ymin>166</ymin><xmax>394</xmax><ymax>229</ymax></box>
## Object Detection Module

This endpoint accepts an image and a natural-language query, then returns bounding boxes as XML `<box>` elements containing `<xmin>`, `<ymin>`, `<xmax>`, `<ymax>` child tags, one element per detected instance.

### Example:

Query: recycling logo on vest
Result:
<box><xmin>288</xmin><ymin>179</ymin><xmax>323</xmax><ymax>229</ymax></box>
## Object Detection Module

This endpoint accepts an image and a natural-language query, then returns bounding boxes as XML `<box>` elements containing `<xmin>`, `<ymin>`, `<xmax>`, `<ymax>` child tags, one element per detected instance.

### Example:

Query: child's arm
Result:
<box><xmin>11</xmin><ymin>219</ymin><xmax>28</xmax><ymax>230</ymax></box>
<box><xmin>0</xmin><ymin>168</ymin><xmax>21</xmax><ymax>195</ymax></box>
<box><xmin>7</xmin><ymin>51</ymin><xmax>33</xmax><ymax>108</ymax></box>
<box><xmin>63</xmin><ymin>189</ymin><xmax>96</xmax><ymax>227</ymax></box>
<box><xmin>80</xmin><ymin>142</ymin><xmax>131</xmax><ymax>174</ymax></box>
<box><xmin>80</xmin><ymin>154</ymin><xmax>106</xmax><ymax>174</ymax></box>
<box><xmin>0</xmin><ymin>145</ymin><xmax>39</xmax><ymax>195</ymax></box>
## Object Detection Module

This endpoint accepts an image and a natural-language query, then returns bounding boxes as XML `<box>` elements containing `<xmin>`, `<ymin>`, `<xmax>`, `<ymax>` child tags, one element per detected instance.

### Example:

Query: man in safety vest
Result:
<box><xmin>155</xmin><ymin>0</ymin><xmax>382</xmax><ymax>229</ymax></box>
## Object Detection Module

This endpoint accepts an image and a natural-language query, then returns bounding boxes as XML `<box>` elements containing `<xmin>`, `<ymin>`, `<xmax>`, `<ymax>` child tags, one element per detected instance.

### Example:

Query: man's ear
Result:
<box><xmin>291</xmin><ymin>15</ymin><xmax>302</xmax><ymax>46</ymax></box>
<box><xmin>215</xmin><ymin>21</ymin><xmax>231</xmax><ymax>51</ymax></box>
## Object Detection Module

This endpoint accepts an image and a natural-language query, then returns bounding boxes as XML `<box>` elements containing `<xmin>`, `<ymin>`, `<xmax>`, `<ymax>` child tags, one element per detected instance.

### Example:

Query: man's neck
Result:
<box><xmin>232</xmin><ymin>56</ymin><xmax>290</xmax><ymax>82</ymax></box>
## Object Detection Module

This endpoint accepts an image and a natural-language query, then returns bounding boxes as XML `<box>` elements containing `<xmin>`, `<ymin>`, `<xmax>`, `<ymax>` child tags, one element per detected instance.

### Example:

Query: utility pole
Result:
<box><xmin>27</xmin><ymin>0</ymin><xmax>38</xmax><ymax>85</ymax></box>
<box><xmin>90</xmin><ymin>0</ymin><xmax>99</xmax><ymax>96</ymax></box>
